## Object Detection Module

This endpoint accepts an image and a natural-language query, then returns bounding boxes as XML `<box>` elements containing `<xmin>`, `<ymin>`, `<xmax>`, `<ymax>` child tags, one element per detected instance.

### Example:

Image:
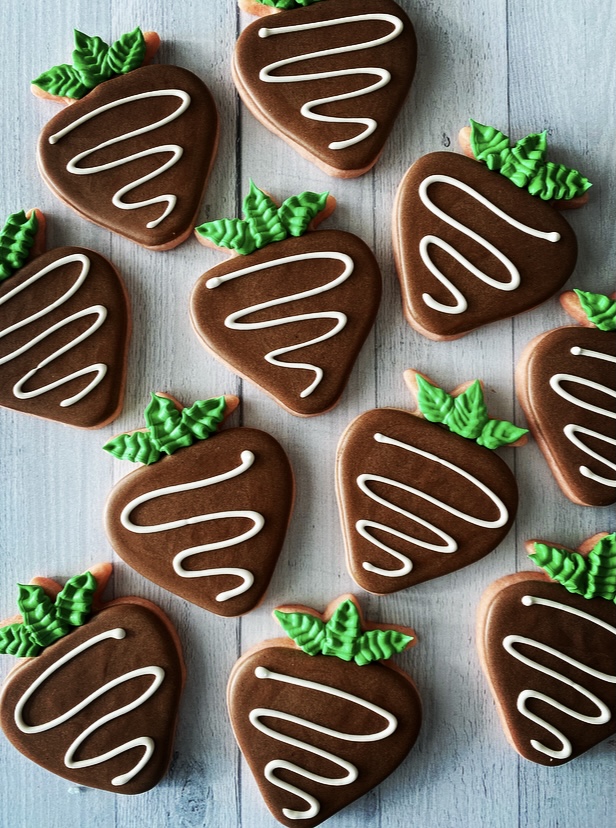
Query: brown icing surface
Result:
<box><xmin>0</xmin><ymin>246</ymin><xmax>130</xmax><ymax>428</ymax></box>
<box><xmin>233</xmin><ymin>0</ymin><xmax>416</xmax><ymax>176</ymax></box>
<box><xmin>228</xmin><ymin>642</ymin><xmax>421</xmax><ymax>828</ymax></box>
<box><xmin>105</xmin><ymin>428</ymin><xmax>294</xmax><ymax>617</ymax></box>
<box><xmin>0</xmin><ymin>602</ymin><xmax>184</xmax><ymax>793</ymax></box>
<box><xmin>478</xmin><ymin>576</ymin><xmax>616</xmax><ymax>766</ymax></box>
<box><xmin>393</xmin><ymin>152</ymin><xmax>578</xmax><ymax>339</ymax></box>
<box><xmin>336</xmin><ymin>407</ymin><xmax>518</xmax><ymax>593</ymax></box>
<box><xmin>518</xmin><ymin>326</ymin><xmax>616</xmax><ymax>506</ymax></box>
<box><xmin>190</xmin><ymin>230</ymin><xmax>381</xmax><ymax>417</ymax></box>
<box><xmin>38</xmin><ymin>65</ymin><xmax>218</xmax><ymax>250</ymax></box>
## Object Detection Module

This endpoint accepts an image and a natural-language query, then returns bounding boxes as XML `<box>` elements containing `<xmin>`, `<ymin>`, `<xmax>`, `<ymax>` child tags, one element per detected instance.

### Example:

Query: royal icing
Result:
<box><xmin>0</xmin><ymin>252</ymin><xmax>108</xmax><ymax>406</ymax></box>
<box><xmin>417</xmin><ymin>174</ymin><xmax>561</xmax><ymax>314</ymax></box>
<box><xmin>355</xmin><ymin>432</ymin><xmax>509</xmax><ymax>577</ymax></box>
<box><xmin>503</xmin><ymin>594</ymin><xmax>616</xmax><ymax>760</ymax></box>
<box><xmin>249</xmin><ymin>665</ymin><xmax>398</xmax><ymax>821</ymax></box>
<box><xmin>549</xmin><ymin>346</ymin><xmax>616</xmax><ymax>487</ymax></box>
<box><xmin>206</xmin><ymin>251</ymin><xmax>353</xmax><ymax>398</ymax></box>
<box><xmin>119</xmin><ymin>450</ymin><xmax>265</xmax><ymax>602</ymax></box>
<box><xmin>48</xmin><ymin>89</ymin><xmax>191</xmax><ymax>229</ymax></box>
<box><xmin>257</xmin><ymin>13</ymin><xmax>404</xmax><ymax>151</ymax></box>
<box><xmin>14</xmin><ymin>627</ymin><xmax>165</xmax><ymax>786</ymax></box>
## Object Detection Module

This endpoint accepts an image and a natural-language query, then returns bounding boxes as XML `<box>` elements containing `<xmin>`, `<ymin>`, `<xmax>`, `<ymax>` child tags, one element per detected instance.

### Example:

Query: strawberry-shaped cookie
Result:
<box><xmin>477</xmin><ymin>532</ymin><xmax>616</xmax><ymax>765</ymax></box>
<box><xmin>0</xmin><ymin>209</ymin><xmax>130</xmax><ymax>427</ymax></box>
<box><xmin>0</xmin><ymin>563</ymin><xmax>184</xmax><ymax>792</ymax></box>
<box><xmin>517</xmin><ymin>289</ymin><xmax>616</xmax><ymax>506</ymax></box>
<box><xmin>33</xmin><ymin>28</ymin><xmax>218</xmax><ymax>250</ymax></box>
<box><xmin>104</xmin><ymin>393</ymin><xmax>294</xmax><ymax>616</ymax></box>
<box><xmin>337</xmin><ymin>370</ymin><xmax>527</xmax><ymax>593</ymax></box>
<box><xmin>393</xmin><ymin>120</ymin><xmax>591</xmax><ymax>339</ymax></box>
<box><xmin>234</xmin><ymin>0</ymin><xmax>417</xmax><ymax>178</ymax></box>
<box><xmin>192</xmin><ymin>182</ymin><xmax>381</xmax><ymax>416</ymax></box>
<box><xmin>228</xmin><ymin>595</ymin><xmax>421</xmax><ymax>827</ymax></box>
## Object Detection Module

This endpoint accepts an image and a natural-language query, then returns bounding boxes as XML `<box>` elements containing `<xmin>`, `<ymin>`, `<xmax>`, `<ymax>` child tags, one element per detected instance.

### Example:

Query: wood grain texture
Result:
<box><xmin>0</xmin><ymin>1</ymin><xmax>614</xmax><ymax>827</ymax></box>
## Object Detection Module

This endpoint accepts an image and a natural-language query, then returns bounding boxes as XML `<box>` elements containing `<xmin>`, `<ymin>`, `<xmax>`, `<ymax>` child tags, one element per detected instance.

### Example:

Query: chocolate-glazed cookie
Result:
<box><xmin>233</xmin><ymin>0</ymin><xmax>416</xmax><ymax>177</ymax></box>
<box><xmin>516</xmin><ymin>289</ymin><xmax>616</xmax><ymax>506</ymax></box>
<box><xmin>477</xmin><ymin>533</ymin><xmax>616</xmax><ymax>766</ymax></box>
<box><xmin>337</xmin><ymin>370</ymin><xmax>525</xmax><ymax>593</ymax></box>
<box><xmin>34</xmin><ymin>29</ymin><xmax>218</xmax><ymax>250</ymax></box>
<box><xmin>104</xmin><ymin>394</ymin><xmax>294</xmax><ymax>617</ymax></box>
<box><xmin>0</xmin><ymin>564</ymin><xmax>184</xmax><ymax>793</ymax></box>
<box><xmin>393</xmin><ymin>121</ymin><xmax>591</xmax><ymax>340</ymax></box>
<box><xmin>228</xmin><ymin>595</ymin><xmax>421</xmax><ymax>827</ymax></box>
<box><xmin>0</xmin><ymin>210</ymin><xmax>130</xmax><ymax>428</ymax></box>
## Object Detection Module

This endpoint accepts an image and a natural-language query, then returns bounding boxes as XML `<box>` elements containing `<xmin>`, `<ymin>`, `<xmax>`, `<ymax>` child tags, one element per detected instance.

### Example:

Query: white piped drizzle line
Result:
<box><xmin>355</xmin><ymin>432</ymin><xmax>509</xmax><ymax>577</ymax></box>
<box><xmin>0</xmin><ymin>253</ymin><xmax>108</xmax><ymax>406</ymax></box>
<box><xmin>14</xmin><ymin>627</ymin><xmax>165</xmax><ymax>786</ymax></box>
<box><xmin>206</xmin><ymin>251</ymin><xmax>353</xmax><ymax>398</ymax></box>
<box><xmin>258</xmin><ymin>13</ymin><xmax>404</xmax><ymax>151</ymax></box>
<box><xmin>120</xmin><ymin>450</ymin><xmax>264</xmax><ymax>602</ymax></box>
<box><xmin>417</xmin><ymin>174</ymin><xmax>561</xmax><ymax>314</ymax></box>
<box><xmin>549</xmin><ymin>346</ymin><xmax>616</xmax><ymax>487</ymax></box>
<box><xmin>249</xmin><ymin>665</ymin><xmax>398</xmax><ymax>821</ymax></box>
<box><xmin>502</xmin><ymin>595</ymin><xmax>616</xmax><ymax>760</ymax></box>
<box><xmin>48</xmin><ymin>89</ymin><xmax>191</xmax><ymax>229</ymax></box>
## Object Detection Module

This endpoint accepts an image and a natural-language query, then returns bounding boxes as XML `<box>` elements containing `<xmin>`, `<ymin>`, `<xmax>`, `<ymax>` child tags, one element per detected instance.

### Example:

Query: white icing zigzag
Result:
<box><xmin>48</xmin><ymin>89</ymin><xmax>191</xmax><ymax>229</ymax></box>
<box><xmin>258</xmin><ymin>13</ymin><xmax>404</xmax><ymax>151</ymax></box>
<box><xmin>120</xmin><ymin>449</ymin><xmax>265</xmax><ymax>602</ymax></box>
<box><xmin>206</xmin><ymin>251</ymin><xmax>354</xmax><ymax>399</ymax></box>
<box><xmin>15</xmin><ymin>627</ymin><xmax>165</xmax><ymax>786</ymax></box>
<box><xmin>503</xmin><ymin>595</ymin><xmax>616</xmax><ymax>760</ymax></box>
<box><xmin>0</xmin><ymin>252</ymin><xmax>108</xmax><ymax>406</ymax></box>
<box><xmin>249</xmin><ymin>666</ymin><xmax>398</xmax><ymax>821</ymax></box>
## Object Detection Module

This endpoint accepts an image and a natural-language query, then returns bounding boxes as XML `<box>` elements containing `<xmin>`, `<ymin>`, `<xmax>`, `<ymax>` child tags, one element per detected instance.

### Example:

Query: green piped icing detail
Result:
<box><xmin>253</xmin><ymin>0</ymin><xmax>324</xmax><ymax>8</ymax></box>
<box><xmin>529</xmin><ymin>533</ymin><xmax>616</xmax><ymax>602</ymax></box>
<box><xmin>103</xmin><ymin>394</ymin><xmax>227</xmax><ymax>464</ymax></box>
<box><xmin>0</xmin><ymin>572</ymin><xmax>98</xmax><ymax>657</ymax></box>
<box><xmin>274</xmin><ymin>598</ymin><xmax>413</xmax><ymax>665</ymax></box>
<box><xmin>32</xmin><ymin>28</ymin><xmax>145</xmax><ymax>99</ymax></box>
<box><xmin>195</xmin><ymin>182</ymin><xmax>329</xmax><ymax>255</ymax></box>
<box><xmin>416</xmin><ymin>375</ymin><xmax>527</xmax><ymax>448</ymax></box>
<box><xmin>573</xmin><ymin>289</ymin><xmax>616</xmax><ymax>331</ymax></box>
<box><xmin>469</xmin><ymin>119</ymin><xmax>592</xmax><ymax>201</ymax></box>
<box><xmin>0</xmin><ymin>211</ymin><xmax>38</xmax><ymax>282</ymax></box>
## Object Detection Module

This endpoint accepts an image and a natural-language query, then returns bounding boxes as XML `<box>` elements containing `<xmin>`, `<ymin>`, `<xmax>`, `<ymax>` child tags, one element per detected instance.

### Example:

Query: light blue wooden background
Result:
<box><xmin>0</xmin><ymin>1</ymin><xmax>614</xmax><ymax>827</ymax></box>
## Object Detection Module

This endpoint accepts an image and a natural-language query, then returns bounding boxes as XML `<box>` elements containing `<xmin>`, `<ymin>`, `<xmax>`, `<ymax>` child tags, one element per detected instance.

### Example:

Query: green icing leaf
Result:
<box><xmin>529</xmin><ymin>543</ymin><xmax>589</xmax><ymax>597</ymax></box>
<box><xmin>354</xmin><ymin>629</ymin><xmax>413</xmax><ymax>666</ymax></box>
<box><xmin>195</xmin><ymin>218</ymin><xmax>257</xmax><ymax>256</ymax></box>
<box><xmin>54</xmin><ymin>572</ymin><xmax>97</xmax><ymax>627</ymax></box>
<box><xmin>181</xmin><ymin>396</ymin><xmax>227</xmax><ymax>439</ymax></box>
<box><xmin>278</xmin><ymin>191</ymin><xmax>329</xmax><ymax>237</ymax></box>
<box><xmin>586</xmin><ymin>533</ymin><xmax>616</xmax><ymax>602</ymax></box>
<box><xmin>72</xmin><ymin>31</ymin><xmax>112</xmax><ymax>89</ymax></box>
<box><xmin>527</xmin><ymin>160</ymin><xmax>592</xmax><ymax>201</ymax></box>
<box><xmin>573</xmin><ymin>289</ymin><xmax>616</xmax><ymax>331</ymax></box>
<box><xmin>416</xmin><ymin>375</ymin><xmax>454</xmax><ymax>423</ymax></box>
<box><xmin>0</xmin><ymin>624</ymin><xmax>41</xmax><ymax>657</ymax></box>
<box><xmin>500</xmin><ymin>132</ymin><xmax>548</xmax><ymax>189</ymax></box>
<box><xmin>17</xmin><ymin>585</ymin><xmax>70</xmax><ymax>649</ymax></box>
<box><xmin>274</xmin><ymin>610</ymin><xmax>326</xmax><ymax>656</ymax></box>
<box><xmin>243</xmin><ymin>181</ymin><xmax>279</xmax><ymax>222</ymax></box>
<box><xmin>102</xmin><ymin>431</ymin><xmax>161</xmax><ymax>465</ymax></box>
<box><xmin>32</xmin><ymin>63</ymin><xmax>90</xmax><ymax>99</ymax></box>
<box><xmin>477</xmin><ymin>418</ymin><xmax>528</xmax><ymax>449</ymax></box>
<box><xmin>321</xmin><ymin>599</ymin><xmax>362</xmax><ymax>661</ymax></box>
<box><xmin>106</xmin><ymin>27</ymin><xmax>146</xmax><ymax>75</ymax></box>
<box><xmin>144</xmin><ymin>394</ymin><xmax>193</xmax><ymax>455</ymax></box>
<box><xmin>254</xmin><ymin>0</ymin><xmax>324</xmax><ymax>8</ymax></box>
<box><xmin>469</xmin><ymin>119</ymin><xmax>510</xmax><ymax>169</ymax></box>
<box><xmin>442</xmin><ymin>380</ymin><xmax>488</xmax><ymax>440</ymax></box>
<box><xmin>243</xmin><ymin>182</ymin><xmax>287</xmax><ymax>248</ymax></box>
<box><xmin>0</xmin><ymin>210</ymin><xmax>38</xmax><ymax>282</ymax></box>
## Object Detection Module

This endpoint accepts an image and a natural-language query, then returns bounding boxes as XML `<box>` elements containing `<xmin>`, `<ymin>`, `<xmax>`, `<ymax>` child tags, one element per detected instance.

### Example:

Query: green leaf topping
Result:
<box><xmin>0</xmin><ymin>572</ymin><xmax>98</xmax><ymax>657</ymax></box>
<box><xmin>573</xmin><ymin>289</ymin><xmax>616</xmax><ymax>331</ymax></box>
<box><xmin>442</xmin><ymin>380</ymin><xmax>488</xmax><ymax>440</ymax></box>
<box><xmin>469</xmin><ymin>119</ymin><xmax>592</xmax><ymax>200</ymax></box>
<box><xmin>0</xmin><ymin>210</ymin><xmax>39</xmax><ymax>282</ymax></box>
<box><xmin>415</xmin><ymin>375</ymin><xmax>455</xmax><ymax>422</ymax></box>
<box><xmin>254</xmin><ymin>0</ymin><xmax>324</xmax><ymax>8</ymax></box>
<box><xmin>195</xmin><ymin>183</ymin><xmax>329</xmax><ymax>255</ymax></box>
<box><xmin>529</xmin><ymin>533</ymin><xmax>616</xmax><ymax>601</ymax></box>
<box><xmin>274</xmin><ymin>598</ymin><xmax>413</xmax><ymax>665</ymax></box>
<box><xmin>476</xmin><ymin>418</ymin><xmax>528</xmax><ymax>449</ymax></box>
<box><xmin>32</xmin><ymin>28</ymin><xmax>145</xmax><ymax>99</ymax></box>
<box><xmin>103</xmin><ymin>394</ymin><xmax>227</xmax><ymax>464</ymax></box>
